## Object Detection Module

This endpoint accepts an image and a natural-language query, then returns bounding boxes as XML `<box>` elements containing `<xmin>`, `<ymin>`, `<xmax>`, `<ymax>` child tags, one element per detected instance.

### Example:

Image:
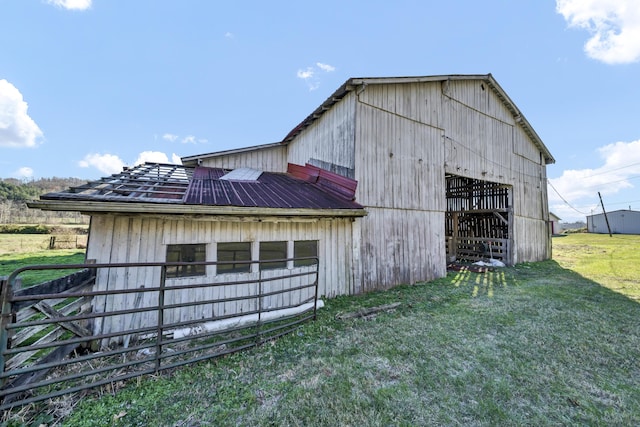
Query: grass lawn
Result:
<box><xmin>5</xmin><ymin>233</ymin><xmax>640</xmax><ymax>426</ymax></box>
<box><xmin>0</xmin><ymin>250</ymin><xmax>86</xmax><ymax>287</ymax></box>
<box><xmin>0</xmin><ymin>232</ymin><xmax>87</xmax><ymax>287</ymax></box>
<box><xmin>0</xmin><ymin>234</ymin><xmax>53</xmax><ymax>256</ymax></box>
<box><xmin>552</xmin><ymin>233</ymin><xmax>640</xmax><ymax>301</ymax></box>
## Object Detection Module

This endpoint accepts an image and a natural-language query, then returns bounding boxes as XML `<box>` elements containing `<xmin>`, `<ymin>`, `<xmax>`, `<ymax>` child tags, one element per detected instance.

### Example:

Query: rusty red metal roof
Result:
<box><xmin>184</xmin><ymin>165</ymin><xmax>361</xmax><ymax>209</ymax></box>
<box><xmin>38</xmin><ymin>162</ymin><xmax>363</xmax><ymax>212</ymax></box>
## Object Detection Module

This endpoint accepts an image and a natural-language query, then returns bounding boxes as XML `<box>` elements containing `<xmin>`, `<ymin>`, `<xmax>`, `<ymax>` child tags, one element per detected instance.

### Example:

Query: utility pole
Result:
<box><xmin>598</xmin><ymin>192</ymin><xmax>612</xmax><ymax>237</ymax></box>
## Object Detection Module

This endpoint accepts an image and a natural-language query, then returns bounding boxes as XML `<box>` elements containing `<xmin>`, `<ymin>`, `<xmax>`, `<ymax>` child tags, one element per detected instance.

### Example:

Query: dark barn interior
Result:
<box><xmin>445</xmin><ymin>175</ymin><xmax>512</xmax><ymax>264</ymax></box>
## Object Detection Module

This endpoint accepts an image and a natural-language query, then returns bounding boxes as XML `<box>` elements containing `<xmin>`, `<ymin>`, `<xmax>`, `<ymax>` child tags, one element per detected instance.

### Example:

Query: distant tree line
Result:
<box><xmin>0</xmin><ymin>177</ymin><xmax>89</xmax><ymax>225</ymax></box>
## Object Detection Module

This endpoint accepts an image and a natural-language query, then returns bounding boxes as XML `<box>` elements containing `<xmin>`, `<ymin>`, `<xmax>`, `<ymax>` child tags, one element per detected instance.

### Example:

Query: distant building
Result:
<box><xmin>549</xmin><ymin>212</ymin><xmax>563</xmax><ymax>234</ymax></box>
<box><xmin>587</xmin><ymin>209</ymin><xmax>640</xmax><ymax>235</ymax></box>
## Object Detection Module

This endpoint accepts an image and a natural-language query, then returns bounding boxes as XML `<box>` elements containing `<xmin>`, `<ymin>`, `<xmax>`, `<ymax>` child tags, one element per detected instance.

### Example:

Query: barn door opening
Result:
<box><xmin>445</xmin><ymin>174</ymin><xmax>513</xmax><ymax>265</ymax></box>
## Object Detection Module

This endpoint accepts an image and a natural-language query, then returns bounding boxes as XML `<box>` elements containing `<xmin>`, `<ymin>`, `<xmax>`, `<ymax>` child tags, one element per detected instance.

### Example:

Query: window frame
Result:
<box><xmin>293</xmin><ymin>240</ymin><xmax>318</xmax><ymax>267</ymax></box>
<box><xmin>165</xmin><ymin>243</ymin><xmax>207</xmax><ymax>279</ymax></box>
<box><xmin>259</xmin><ymin>241</ymin><xmax>288</xmax><ymax>270</ymax></box>
<box><xmin>216</xmin><ymin>242</ymin><xmax>252</xmax><ymax>274</ymax></box>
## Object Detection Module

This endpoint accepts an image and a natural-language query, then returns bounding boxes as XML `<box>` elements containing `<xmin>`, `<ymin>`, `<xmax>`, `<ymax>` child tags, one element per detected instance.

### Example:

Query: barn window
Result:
<box><xmin>166</xmin><ymin>244</ymin><xmax>206</xmax><ymax>278</ymax></box>
<box><xmin>294</xmin><ymin>240</ymin><xmax>318</xmax><ymax>267</ymax></box>
<box><xmin>259</xmin><ymin>241</ymin><xmax>287</xmax><ymax>270</ymax></box>
<box><xmin>217</xmin><ymin>242</ymin><xmax>252</xmax><ymax>273</ymax></box>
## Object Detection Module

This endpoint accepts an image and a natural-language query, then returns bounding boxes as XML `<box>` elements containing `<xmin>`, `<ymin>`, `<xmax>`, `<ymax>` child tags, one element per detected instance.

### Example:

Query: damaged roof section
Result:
<box><xmin>184</xmin><ymin>164</ymin><xmax>360</xmax><ymax>209</ymax></box>
<box><xmin>32</xmin><ymin>162</ymin><xmax>365</xmax><ymax>216</ymax></box>
<box><xmin>38</xmin><ymin>163</ymin><xmax>192</xmax><ymax>203</ymax></box>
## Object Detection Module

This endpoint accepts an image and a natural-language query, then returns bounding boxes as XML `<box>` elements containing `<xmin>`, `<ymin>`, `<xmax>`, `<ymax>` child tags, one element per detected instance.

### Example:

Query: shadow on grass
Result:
<box><xmin>445</xmin><ymin>259</ymin><xmax>639</xmax><ymax>306</ymax></box>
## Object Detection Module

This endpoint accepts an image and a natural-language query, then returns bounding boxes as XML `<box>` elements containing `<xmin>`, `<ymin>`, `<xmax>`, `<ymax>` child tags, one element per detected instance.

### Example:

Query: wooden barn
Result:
<box><xmin>29</xmin><ymin>74</ymin><xmax>554</xmax><ymax>338</ymax></box>
<box><xmin>181</xmin><ymin>74</ymin><xmax>555</xmax><ymax>286</ymax></box>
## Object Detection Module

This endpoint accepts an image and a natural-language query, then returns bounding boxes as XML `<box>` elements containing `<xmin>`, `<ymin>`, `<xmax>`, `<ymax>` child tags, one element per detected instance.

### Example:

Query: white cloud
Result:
<box><xmin>297</xmin><ymin>68</ymin><xmax>315</xmax><ymax>80</ymax></box>
<box><xmin>297</xmin><ymin>62</ymin><xmax>336</xmax><ymax>91</ymax></box>
<box><xmin>548</xmin><ymin>139</ymin><xmax>640</xmax><ymax>220</ymax></box>
<box><xmin>0</xmin><ymin>80</ymin><xmax>43</xmax><ymax>148</ymax></box>
<box><xmin>316</xmin><ymin>62</ymin><xmax>336</xmax><ymax>72</ymax></box>
<box><xmin>162</xmin><ymin>133</ymin><xmax>207</xmax><ymax>144</ymax></box>
<box><xmin>224</xmin><ymin>32</ymin><xmax>234</xmax><ymax>39</ymax></box>
<box><xmin>78</xmin><ymin>153</ymin><xmax>125</xmax><ymax>175</ymax></box>
<box><xmin>134</xmin><ymin>151</ymin><xmax>174</xmax><ymax>165</ymax></box>
<box><xmin>46</xmin><ymin>0</ymin><xmax>92</xmax><ymax>10</ymax></box>
<box><xmin>556</xmin><ymin>0</ymin><xmax>640</xmax><ymax>64</ymax></box>
<box><xmin>163</xmin><ymin>133</ymin><xmax>178</xmax><ymax>142</ymax></box>
<box><xmin>12</xmin><ymin>167</ymin><xmax>34</xmax><ymax>179</ymax></box>
<box><xmin>78</xmin><ymin>151</ymin><xmax>182</xmax><ymax>175</ymax></box>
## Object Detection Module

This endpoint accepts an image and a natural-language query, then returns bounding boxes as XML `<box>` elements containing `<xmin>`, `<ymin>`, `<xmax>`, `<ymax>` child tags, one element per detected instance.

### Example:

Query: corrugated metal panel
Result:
<box><xmin>183</xmin><ymin>166</ymin><xmax>362</xmax><ymax>210</ymax></box>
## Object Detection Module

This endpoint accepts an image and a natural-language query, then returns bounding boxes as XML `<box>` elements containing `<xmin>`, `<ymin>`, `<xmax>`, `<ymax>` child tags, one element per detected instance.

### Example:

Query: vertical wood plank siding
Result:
<box><xmin>358</xmin><ymin>207</ymin><xmax>445</xmax><ymax>289</ymax></box>
<box><xmin>199</xmin><ymin>145</ymin><xmax>287</xmax><ymax>172</ymax></box>
<box><xmin>86</xmin><ymin>214</ymin><xmax>354</xmax><ymax>338</ymax></box>
<box><xmin>287</xmin><ymin>92</ymin><xmax>356</xmax><ymax>173</ymax></box>
<box><xmin>349</xmin><ymin>80</ymin><xmax>547</xmax><ymax>288</ymax></box>
<box><xmin>438</xmin><ymin>80</ymin><xmax>550</xmax><ymax>263</ymax></box>
<box><xmin>352</xmin><ymin>84</ymin><xmax>448</xmax><ymax>289</ymax></box>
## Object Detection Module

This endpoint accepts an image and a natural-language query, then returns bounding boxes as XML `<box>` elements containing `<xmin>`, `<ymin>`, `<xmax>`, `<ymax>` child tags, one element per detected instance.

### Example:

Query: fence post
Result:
<box><xmin>313</xmin><ymin>257</ymin><xmax>319</xmax><ymax>320</ymax></box>
<box><xmin>0</xmin><ymin>276</ymin><xmax>13</xmax><ymax>387</ymax></box>
<box><xmin>155</xmin><ymin>266</ymin><xmax>167</xmax><ymax>373</ymax></box>
<box><xmin>256</xmin><ymin>266</ymin><xmax>262</xmax><ymax>345</ymax></box>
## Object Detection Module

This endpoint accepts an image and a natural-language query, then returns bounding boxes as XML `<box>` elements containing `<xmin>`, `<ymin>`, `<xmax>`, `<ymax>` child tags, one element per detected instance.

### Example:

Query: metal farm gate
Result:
<box><xmin>0</xmin><ymin>258</ymin><xmax>319</xmax><ymax>411</ymax></box>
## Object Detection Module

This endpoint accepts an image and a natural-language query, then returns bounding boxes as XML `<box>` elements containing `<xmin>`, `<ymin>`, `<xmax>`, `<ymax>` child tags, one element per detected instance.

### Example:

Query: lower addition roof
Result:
<box><xmin>28</xmin><ymin>162</ymin><xmax>366</xmax><ymax>218</ymax></box>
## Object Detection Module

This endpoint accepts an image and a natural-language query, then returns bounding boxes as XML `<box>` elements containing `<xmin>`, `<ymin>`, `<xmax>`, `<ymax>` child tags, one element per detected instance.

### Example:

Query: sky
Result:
<box><xmin>1</xmin><ymin>0</ymin><xmax>640</xmax><ymax>223</ymax></box>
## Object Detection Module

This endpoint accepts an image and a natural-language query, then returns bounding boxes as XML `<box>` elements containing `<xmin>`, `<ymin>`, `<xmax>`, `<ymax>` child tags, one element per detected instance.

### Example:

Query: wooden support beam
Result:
<box><xmin>34</xmin><ymin>301</ymin><xmax>92</xmax><ymax>338</ymax></box>
<box><xmin>492</xmin><ymin>211</ymin><xmax>509</xmax><ymax>226</ymax></box>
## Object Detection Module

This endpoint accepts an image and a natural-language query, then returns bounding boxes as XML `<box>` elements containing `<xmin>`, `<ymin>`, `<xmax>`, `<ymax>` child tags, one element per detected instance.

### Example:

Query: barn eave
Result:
<box><xmin>26</xmin><ymin>200</ymin><xmax>367</xmax><ymax>218</ymax></box>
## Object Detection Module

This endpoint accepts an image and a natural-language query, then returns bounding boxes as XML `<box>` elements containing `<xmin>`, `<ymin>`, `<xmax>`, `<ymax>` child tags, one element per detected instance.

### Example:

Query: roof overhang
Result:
<box><xmin>27</xmin><ymin>200</ymin><xmax>367</xmax><ymax>218</ymax></box>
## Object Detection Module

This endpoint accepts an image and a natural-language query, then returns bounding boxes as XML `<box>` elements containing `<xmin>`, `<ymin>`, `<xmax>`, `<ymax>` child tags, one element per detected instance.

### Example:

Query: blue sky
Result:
<box><xmin>1</xmin><ymin>0</ymin><xmax>639</xmax><ymax>222</ymax></box>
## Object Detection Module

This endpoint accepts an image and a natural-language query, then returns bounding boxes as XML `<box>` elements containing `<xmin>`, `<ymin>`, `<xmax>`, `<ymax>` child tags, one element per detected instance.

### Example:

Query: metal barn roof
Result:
<box><xmin>29</xmin><ymin>162</ymin><xmax>365</xmax><ymax>218</ymax></box>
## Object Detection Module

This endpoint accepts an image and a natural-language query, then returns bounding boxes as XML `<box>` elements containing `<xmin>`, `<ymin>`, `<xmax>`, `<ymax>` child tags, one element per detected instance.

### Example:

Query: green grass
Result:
<box><xmin>0</xmin><ymin>234</ymin><xmax>52</xmax><ymax>255</ymax></box>
<box><xmin>552</xmin><ymin>233</ymin><xmax>640</xmax><ymax>300</ymax></box>
<box><xmin>0</xmin><ymin>231</ymin><xmax>87</xmax><ymax>287</ymax></box>
<box><xmin>0</xmin><ymin>250</ymin><xmax>86</xmax><ymax>287</ymax></box>
<box><xmin>5</xmin><ymin>234</ymin><xmax>640</xmax><ymax>426</ymax></box>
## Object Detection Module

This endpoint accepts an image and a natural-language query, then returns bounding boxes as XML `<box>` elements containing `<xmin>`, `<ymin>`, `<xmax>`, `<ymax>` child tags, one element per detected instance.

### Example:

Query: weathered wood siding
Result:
<box><xmin>442</xmin><ymin>80</ymin><xmax>518</xmax><ymax>183</ymax></box>
<box><xmin>440</xmin><ymin>80</ymin><xmax>550</xmax><ymax>262</ymax></box>
<box><xmin>198</xmin><ymin>144</ymin><xmax>287</xmax><ymax>172</ymax></box>
<box><xmin>357</xmin><ymin>207</ymin><xmax>445</xmax><ymax>289</ymax></box>
<box><xmin>287</xmin><ymin>92</ymin><xmax>357</xmax><ymax>176</ymax></box>
<box><xmin>318</xmin><ymin>79</ymin><xmax>548</xmax><ymax>290</ymax></box>
<box><xmin>86</xmin><ymin>214</ymin><xmax>356</xmax><ymax>339</ymax></box>
<box><xmin>513</xmin><ymin>217</ymin><xmax>550</xmax><ymax>263</ymax></box>
<box><xmin>349</xmin><ymin>84</ymin><xmax>448</xmax><ymax>289</ymax></box>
